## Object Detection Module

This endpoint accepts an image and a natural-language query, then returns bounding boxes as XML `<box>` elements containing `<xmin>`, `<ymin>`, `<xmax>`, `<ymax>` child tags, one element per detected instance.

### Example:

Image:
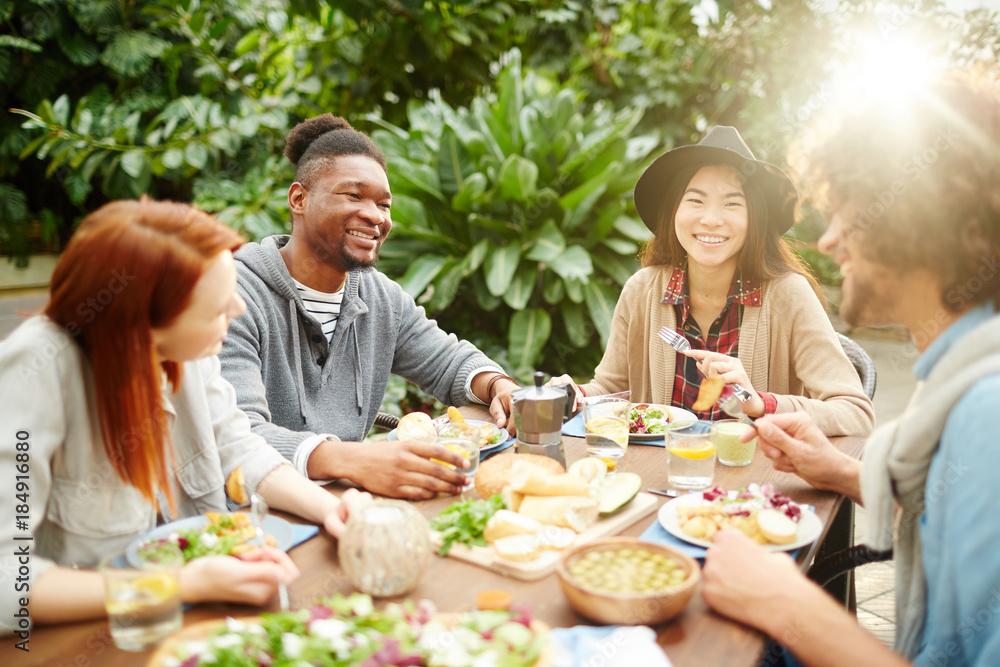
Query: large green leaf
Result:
<box><xmin>549</xmin><ymin>245</ymin><xmax>593</xmax><ymax>282</ymax></box>
<box><xmin>614</xmin><ymin>215</ymin><xmax>653</xmax><ymax>242</ymax></box>
<box><xmin>564</xmin><ymin>277</ymin><xmax>585</xmax><ymax>304</ymax></box>
<box><xmin>390</xmin><ymin>159</ymin><xmax>445</xmax><ymax>203</ymax></box>
<box><xmin>561</xmin><ymin>301</ymin><xmax>590</xmax><ymax>348</ymax></box>
<box><xmin>594</xmin><ymin>248</ymin><xmax>640</xmax><ymax>286</ymax></box>
<box><xmin>559</xmin><ymin>161</ymin><xmax>623</xmax><ymax>212</ymax></box>
<box><xmin>584</xmin><ymin>280</ymin><xmax>621</xmax><ymax>347</ymax></box>
<box><xmin>473</xmin><ymin>278</ymin><xmax>502</xmax><ymax>311</ymax></box>
<box><xmin>451</xmin><ymin>172</ymin><xmax>487</xmax><ymax>212</ymax></box>
<box><xmin>428</xmin><ymin>259</ymin><xmax>463</xmax><ymax>311</ymax></box>
<box><xmin>525</xmin><ymin>219</ymin><xmax>565</xmax><ymax>263</ymax></box>
<box><xmin>562</xmin><ymin>183</ymin><xmax>608</xmax><ymax>231</ymax></box>
<box><xmin>466</xmin><ymin>238</ymin><xmax>489</xmax><ymax>272</ymax></box>
<box><xmin>397</xmin><ymin>255</ymin><xmax>448</xmax><ymax>298</ymax></box>
<box><xmin>543</xmin><ymin>272</ymin><xmax>565</xmax><ymax>305</ymax></box>
<box><xmin>498</xmin><ymin>154</ymin><xmax>538</xmax><ymax>202</ymax></box>
<box><xmin>391</xmin><ymin>193</ymin><xmax>430</xmax><ymax>229</ymax></box>
<box><xmin>601</xmin><ymin>238</ymin><xmax>639</xmax><ymax>255</ymax></box>
<box><xmin>508</xmin><ymin>308</ymin><xmax>551</xmax><ymax>373</ymax></box>
<box><xmin>437</xmin><ymin>126</ymin><xmax>474</xmax><ymax>197</ymax></box>
<box><xmin>484</xmin><ymin>245</ymin><xmax>521</xmax><ymax>296</ymax></box>
<box><xmin>504</xmin><ymin>265</ymin><xmax>538</xmax><ymax>310</ymax></box>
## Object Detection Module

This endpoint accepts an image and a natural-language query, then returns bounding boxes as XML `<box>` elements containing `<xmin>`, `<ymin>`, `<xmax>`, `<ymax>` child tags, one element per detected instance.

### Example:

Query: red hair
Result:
<box><xmin>44</xmin><ymin>197</ymin><xmax>245</xmax><ymax>511</ymax></box>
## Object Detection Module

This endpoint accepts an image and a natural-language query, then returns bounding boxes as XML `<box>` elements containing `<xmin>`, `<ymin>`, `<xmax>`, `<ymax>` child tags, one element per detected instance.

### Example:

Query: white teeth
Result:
<box><xmin>347</xmin><ymin>230</ymin><xmax>375</xmax><ymax>240</ymax></box>
<box><xmin>695</xmin><ymin>235</ymin><xmax>727</xmax><ymax>244</ymax></box>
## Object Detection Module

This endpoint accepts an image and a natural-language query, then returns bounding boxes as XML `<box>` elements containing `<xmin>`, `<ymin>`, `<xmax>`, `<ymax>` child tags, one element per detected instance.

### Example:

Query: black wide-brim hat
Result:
<box><xmin>634</xmin><ymin>126</ymin><xmax>799</xmax><ymax>235</ymax></box>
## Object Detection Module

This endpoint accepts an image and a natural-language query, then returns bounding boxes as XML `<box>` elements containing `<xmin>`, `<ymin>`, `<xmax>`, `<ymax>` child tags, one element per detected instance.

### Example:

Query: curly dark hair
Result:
<box><xmin>800</xmin><ymin>66</ymin><xmax>1000</xmax><ymax>311</ymax></box>
<box><xmin>284</xmin><ymin>114</ymin><xmax>387</xmax><ymax>187</ymax></box>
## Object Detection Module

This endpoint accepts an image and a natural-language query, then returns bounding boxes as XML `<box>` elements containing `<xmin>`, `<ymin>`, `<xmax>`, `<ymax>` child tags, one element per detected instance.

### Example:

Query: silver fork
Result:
<box><xmin>657</xmin><ymin>326</ymin><xmax>754</xmax><ymax>403</ymax></box>
<box><xmin>249</xmin><ymin>489</ymin><xmax>289</xmax><ymax>611</ymax></box>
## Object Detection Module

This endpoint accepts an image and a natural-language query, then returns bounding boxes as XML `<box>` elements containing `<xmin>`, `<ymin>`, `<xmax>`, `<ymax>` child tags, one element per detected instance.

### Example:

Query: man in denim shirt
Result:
<box><xmin>698</xmin><ymin>69</ymin><xmax>1000</xmax><ymax>666</ymax></box>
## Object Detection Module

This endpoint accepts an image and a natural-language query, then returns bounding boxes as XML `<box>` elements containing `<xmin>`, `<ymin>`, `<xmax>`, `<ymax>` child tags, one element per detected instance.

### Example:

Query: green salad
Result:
<box><xmin>162</xmin><ymin>593</ymin><xmax>546</xmax><ymax>667</ymax></box>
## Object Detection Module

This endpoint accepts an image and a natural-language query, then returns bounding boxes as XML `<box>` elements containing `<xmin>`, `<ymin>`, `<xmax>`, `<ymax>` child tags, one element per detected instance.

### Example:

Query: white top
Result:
<box><xmin>293</xmin><ymin>278</ymin><xmax>344</xmax><ymax>344</ymax></box>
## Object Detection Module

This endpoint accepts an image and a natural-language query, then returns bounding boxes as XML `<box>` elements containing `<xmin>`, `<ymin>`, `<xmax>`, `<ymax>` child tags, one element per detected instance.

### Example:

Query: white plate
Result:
<box><xmin>127</xmin><ymin>514</ymin><xmax>296</xmax><ymax>565</ymax></box>
<box><xmin>629</xmin><ymin>405</ymin><xmax>698</xmax><ymax>442</ymax></box>
<box><xmin>387</xmin><ymin>419</ymin><xmax>512</xmax><ymax>455</ymax></box>
<box><xmin>656</xmin><ymin>492</ymin><xmax>822</xmax><ymax>552</ymax></box>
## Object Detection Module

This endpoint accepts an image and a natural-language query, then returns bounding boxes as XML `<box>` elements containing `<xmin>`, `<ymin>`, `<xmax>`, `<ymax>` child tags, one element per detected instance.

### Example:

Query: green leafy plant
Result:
<box><xmin>429</xmin><ymin>494</ymin><xmax>506</xmax><ymax>556</ymax></box>
<box><xmin>373</xmin><ymin>50</ymin><xmax>658</xmax><ymax>379</ymax></box>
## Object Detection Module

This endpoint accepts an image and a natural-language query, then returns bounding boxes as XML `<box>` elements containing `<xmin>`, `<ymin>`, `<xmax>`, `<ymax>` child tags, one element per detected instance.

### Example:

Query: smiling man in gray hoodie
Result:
<box><xmin>219</xmin><ymin>114</ymin><xmax>519</xmax><ymax>499</ymax></box>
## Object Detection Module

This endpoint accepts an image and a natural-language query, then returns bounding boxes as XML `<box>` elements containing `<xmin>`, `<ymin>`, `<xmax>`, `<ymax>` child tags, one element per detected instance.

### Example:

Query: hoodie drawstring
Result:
<box><xmin>351</xmin><ymin>321</ymin><xmax>363</xmax><ymax>415</ymax></box>
<box><xmin>289</xmin><ymin>300</ymin><xmax>308</xmax><ymax>424</ymax></box>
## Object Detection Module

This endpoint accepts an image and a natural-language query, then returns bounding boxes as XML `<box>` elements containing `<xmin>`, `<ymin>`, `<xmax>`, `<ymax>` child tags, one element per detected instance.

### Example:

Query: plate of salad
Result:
<box><xmin>148</xmin><ymin>593</ymin><xmax>551</xmax><ymax>667</ymax></box>
<box><xmin>128</xmin><ymin>512</ymin><xmax>295</xmax><ymax>566</ymax></box>
<box><xmin>628</xmin><ymin>404</ymin><xmax>697</xmax><ymax>442</ymax></box>
<box><xmin>389</xmin><ymin>419</ymin><xmax>512</xmax><ymax>455</ymax></box>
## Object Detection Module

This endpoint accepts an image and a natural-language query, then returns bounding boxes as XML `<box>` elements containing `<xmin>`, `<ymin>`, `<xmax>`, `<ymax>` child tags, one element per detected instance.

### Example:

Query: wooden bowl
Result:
<box><xmin>556</xmin><ymin>537</ymin><xmax>700</xmax><ymax>626</ymax></box>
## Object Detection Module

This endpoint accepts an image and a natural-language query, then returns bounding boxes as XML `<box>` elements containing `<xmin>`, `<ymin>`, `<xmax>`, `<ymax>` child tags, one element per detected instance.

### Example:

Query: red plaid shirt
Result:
<box><xmin>662</xmin><ymin>266</ymin><xmax>776</xmax><ymax>420</ymax></box>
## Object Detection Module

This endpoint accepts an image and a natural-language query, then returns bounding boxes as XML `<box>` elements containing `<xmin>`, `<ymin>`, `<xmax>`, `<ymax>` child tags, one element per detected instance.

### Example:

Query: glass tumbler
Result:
<box><xmin>666</xmin><ymin>429</ymin><xmax>716</xmax><ymax>489</ymax></box>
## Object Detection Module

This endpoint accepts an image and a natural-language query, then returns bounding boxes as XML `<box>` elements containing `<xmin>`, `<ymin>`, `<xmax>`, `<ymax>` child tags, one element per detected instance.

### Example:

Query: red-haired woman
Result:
<box><xmin>555</xmin><ymin>127</ymin><xmax>874</xmax><ymax>436</ymax></box>
<box><xmin>0</xmin><ymin>198</ymin><xmax>369</xmax><ymax>630</ymax></box>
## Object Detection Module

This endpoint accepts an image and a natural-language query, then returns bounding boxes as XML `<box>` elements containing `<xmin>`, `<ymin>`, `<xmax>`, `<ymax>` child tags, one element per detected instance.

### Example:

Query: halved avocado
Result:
<box><xmin>597</xmin><ymin>472</ymin><xmax>642</xmax><ymax>516</ymax></box>
<box><xmin>567</xmin><ymin>457</ymin><xmax>608</xmax><ymax>486</ymax></box>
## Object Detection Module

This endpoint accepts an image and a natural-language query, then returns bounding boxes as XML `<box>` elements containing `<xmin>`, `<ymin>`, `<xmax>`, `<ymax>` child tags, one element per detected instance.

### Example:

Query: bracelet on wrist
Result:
<box><xmin>485</xmin><ymin>373</ymin><xmax>517</xmax><ymax>402</ymax></box>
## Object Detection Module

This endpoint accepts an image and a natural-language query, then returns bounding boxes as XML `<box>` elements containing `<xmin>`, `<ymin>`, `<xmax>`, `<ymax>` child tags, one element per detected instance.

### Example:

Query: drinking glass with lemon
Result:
<box><xmin>99</xmin><ymin>543</ymin><xmax>183</xmax><ymax>651</ymax></box>
<box><xmin>581</xmin><ymin>391</ymin><xmax>631</xmax><ymax>472</ymax></box>
<box><xmin>434</xmin><ymin>422</ymin><xmax>480</xmax><ymax>490</ymax></box>
<box><xmin>665</xmin><ymin>429</ymin><xmax>716</xmax><ymax>489</ymax></box>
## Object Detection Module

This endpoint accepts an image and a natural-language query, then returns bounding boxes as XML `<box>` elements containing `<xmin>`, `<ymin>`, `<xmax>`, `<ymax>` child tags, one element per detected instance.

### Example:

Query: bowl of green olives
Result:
<box><xmin>556</xmin><ymin>537</ymin><xmax>700</xmax><ymax>625</ymax></box>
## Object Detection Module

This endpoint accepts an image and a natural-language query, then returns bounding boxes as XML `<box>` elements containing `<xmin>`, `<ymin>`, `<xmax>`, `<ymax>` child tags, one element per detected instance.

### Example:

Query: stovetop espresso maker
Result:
<box><xmin>510</xmin><ymin>372</ymin><xmax>574</xmax><ymax>467</ymax></box>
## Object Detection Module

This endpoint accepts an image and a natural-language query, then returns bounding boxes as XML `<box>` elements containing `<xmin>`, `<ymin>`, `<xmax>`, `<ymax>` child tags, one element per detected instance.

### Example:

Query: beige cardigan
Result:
<box><xmin>579</xmin><ymin>266</ymin><xmax>875</xmax><ymax>437</ymax></box>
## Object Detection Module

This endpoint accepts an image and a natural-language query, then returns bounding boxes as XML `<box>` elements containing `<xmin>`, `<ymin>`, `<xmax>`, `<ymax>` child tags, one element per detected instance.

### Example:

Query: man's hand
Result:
<box><xmin>181</xmin><ymin>547</ymin><xmax>299</xmax><ymax>606</ymax></box>
<box><xmin>350</xmin><ymin>439</ymin><xmax>470</xmax><ymax>500</ymax></box>
<box><xmin>752</xmin><ymin>413</ymin><xmax>862</xmax><ymax>500</ymax></box>
<box><xmin>489</xmin><ymin>378</ymin><xmax>519</xmax><ymax>433</ymax></box>
<box><xmin>702</xmin><ymin>530</ymin><xmax>807</xmax><ymax>636</ymax></box>
<box><xmin>323</xmin><ymin>487</ymin><xmax>371</xmax><ymax>538</ymax></box>
<box><xmin>681</xmin><ymin>349</ymin><xmax>765</xmax><ymax>417</ymax></box>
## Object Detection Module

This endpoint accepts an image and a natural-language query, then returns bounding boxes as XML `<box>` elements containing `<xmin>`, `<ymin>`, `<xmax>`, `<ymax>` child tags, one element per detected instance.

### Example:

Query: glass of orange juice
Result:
<box><xmin>582</xmin><ymin>391</ymin><xmax>631</xmax><ymax>472</ymax></box>
<box><xmin>666</xmin><ymin>428</ymin><xmax>716</xmax><ymax>489</ymax></box>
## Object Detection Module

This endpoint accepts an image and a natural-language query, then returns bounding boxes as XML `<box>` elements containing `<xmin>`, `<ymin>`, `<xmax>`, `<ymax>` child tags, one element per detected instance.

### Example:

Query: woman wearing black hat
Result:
<box><xmin>569</xmin><ymin>127</ymin><xmax>874</xmax><ymax>436</ymax></box>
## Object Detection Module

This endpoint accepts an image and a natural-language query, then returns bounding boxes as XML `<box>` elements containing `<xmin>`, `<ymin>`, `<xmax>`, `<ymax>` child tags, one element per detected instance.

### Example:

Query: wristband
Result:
<box><xmin>485</xmin><ymin>373</ymin><xmax>517</xmax><ymax>402</ymax></box>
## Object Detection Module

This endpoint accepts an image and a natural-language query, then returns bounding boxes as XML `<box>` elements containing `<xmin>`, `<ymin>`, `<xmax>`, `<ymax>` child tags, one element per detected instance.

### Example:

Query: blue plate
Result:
<box><xmin>387</xmin><ymin>419</ymin><xmax>513</xmax><ymax>458</ymax></box>
<box><xmin>127</xmin><ymin>514</ymin><xmax>295</xmax><ymax>566</ymax></box>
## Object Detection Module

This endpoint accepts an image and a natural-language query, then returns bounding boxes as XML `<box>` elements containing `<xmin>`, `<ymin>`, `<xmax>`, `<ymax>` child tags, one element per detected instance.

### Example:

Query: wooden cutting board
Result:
<box><xmin>431</xmin><ymin>492</ymin><xmax>659</xmax><ymax>581</ymax></box>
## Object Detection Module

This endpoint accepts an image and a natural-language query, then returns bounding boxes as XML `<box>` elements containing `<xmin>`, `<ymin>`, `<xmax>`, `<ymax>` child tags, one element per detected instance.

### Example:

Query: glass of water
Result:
<box><xmin>435</xmin><ymin>422</ymin><xmax>480</xmax><ymax>489</ymax></box>
<box><xmin>582</xmin><ymin>391</ymin><xmax>631</xmax><ymax>472</ymax></box>
<box><xmin>666</xmin><ymin>428</ymin><xmax>717</xmax><ymax>489</ymax></box>
<box><xmin>99</xmin><ymin>542</ymin><xmax>183</xmax><ymax>651</ymax></box>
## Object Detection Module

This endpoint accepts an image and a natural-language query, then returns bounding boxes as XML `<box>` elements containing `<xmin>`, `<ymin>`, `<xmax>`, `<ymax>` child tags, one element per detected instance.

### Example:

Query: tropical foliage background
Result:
<box><xmin>2</xmin><ymin>0</ymin><xmax>998</xmax><ymax>411</ymax></box>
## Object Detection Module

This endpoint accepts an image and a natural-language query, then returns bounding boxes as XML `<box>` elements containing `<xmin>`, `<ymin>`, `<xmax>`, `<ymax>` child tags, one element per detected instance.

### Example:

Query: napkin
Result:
<box><xmin>561</xmin><ymin>413</ymin><xmax>712</xmax><ymax>444</ymax></box>
<box><xmin>290</xmin><ymin>524</ymin><xmax>320</xmax><ymax>548</ymax></box>
<box><xmin>641</xmin><ymin>510</ymin><xmax>802</xmax><ymax>560</ymax></box>
<box><xmin>481</xmin><ymin>437</ymin><xmax>516</xmax><ymax>460</ymax></box>
<box><xmin>549</xmin><ymin>625</ymin><xmax>673</xmax><ymax>667</ymax></box>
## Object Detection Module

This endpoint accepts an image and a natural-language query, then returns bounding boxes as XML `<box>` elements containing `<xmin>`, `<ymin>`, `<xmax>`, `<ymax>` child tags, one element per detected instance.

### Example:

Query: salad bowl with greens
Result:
<box><xmin>628</xmin><ymin>404</ymin><xmax>697</xmax><ymax>442</ymax></box>
<box><xmin>148</xmin><ymin>593</ymin><xmax>550</xmax><ymax>667</ymax></box>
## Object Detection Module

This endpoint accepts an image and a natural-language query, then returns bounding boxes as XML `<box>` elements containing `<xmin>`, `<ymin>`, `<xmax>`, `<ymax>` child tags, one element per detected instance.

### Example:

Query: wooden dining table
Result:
<box><xmin>16</xmin><ymin>405</ymin><xmax>865</xmax><ymax>667</ymax></box>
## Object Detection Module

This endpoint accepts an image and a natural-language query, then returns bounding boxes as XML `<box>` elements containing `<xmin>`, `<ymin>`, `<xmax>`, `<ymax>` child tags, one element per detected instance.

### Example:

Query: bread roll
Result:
<box><xmin>517</xmin><ymin>495</ymin><xmax>600</xmax><ymax>533</ymax></box>
<box><xmin>397</xmin><ymin>412</ymin><xmax>437</xmax><ymax>443</ymax></box>
<box><xmin>474</xmin><ymin>453</ymin><xmax>565</xmax><ymax>500</ymax></box>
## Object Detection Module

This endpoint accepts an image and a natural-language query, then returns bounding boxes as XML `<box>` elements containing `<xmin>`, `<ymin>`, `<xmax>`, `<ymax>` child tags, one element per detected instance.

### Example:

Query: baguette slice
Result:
<box><xmin>225</xmin><ymin>467</ymin><xmax>248</xmax><ymax>505</ymax></box>
<box><xmin>483</xmin><ymin>510</ymin><xmax>541</xmax><ymax>543</ymax></box>
<box><xmin>756</xmin><ymin>509</ymin><xmax>798</xmax><ymax>545</ymax></box>
<box><xmin>493</xmin><ymin>534</ymin><xmax>541</xmax><ymax>562</ymax></box>
<box><xmin>517</xmin><ymin>495</ymin><xmax>600</xmax><ymax>533</ymax></box>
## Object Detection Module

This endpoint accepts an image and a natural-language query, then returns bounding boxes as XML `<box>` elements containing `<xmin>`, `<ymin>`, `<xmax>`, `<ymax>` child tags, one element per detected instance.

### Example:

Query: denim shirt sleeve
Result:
<box><xmin>917</xmin><ymin>374</ymin><xmax>1000</xmax><ymax>666</ymax></box>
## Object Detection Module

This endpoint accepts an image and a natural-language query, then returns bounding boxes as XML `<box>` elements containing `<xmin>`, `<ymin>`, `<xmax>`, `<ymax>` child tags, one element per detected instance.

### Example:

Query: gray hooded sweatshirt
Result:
<box><xmin>219</xmin><ymin>235</ymin><xmax>501</xmax><ymax>466</ymax></box>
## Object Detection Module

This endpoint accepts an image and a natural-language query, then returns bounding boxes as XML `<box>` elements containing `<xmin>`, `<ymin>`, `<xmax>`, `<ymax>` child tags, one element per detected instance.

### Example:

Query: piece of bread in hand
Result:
<box><xmin>397</xmin><ymin>411</ymin><xmax>437</xmax><ymax>443</ymax></box>
<box><xmin>225</xmin><ymin>466</ymin><xmax>249</xmax><ymax>505</ymax></box>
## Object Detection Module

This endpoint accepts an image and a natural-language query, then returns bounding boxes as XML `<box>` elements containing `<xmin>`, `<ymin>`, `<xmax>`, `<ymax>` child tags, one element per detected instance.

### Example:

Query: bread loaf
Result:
<box><xmin>474</xmin><ymin>453</ymin><xmax>564</xmax><ymax>499</ymax></box>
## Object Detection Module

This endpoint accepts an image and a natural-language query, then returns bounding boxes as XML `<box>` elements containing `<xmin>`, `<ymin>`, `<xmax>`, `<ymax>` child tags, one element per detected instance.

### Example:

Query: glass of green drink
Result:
<box><xmin>710</xmin><ymin>419</ymin><xmax>757</xmax><ymax>467</ymax></box>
